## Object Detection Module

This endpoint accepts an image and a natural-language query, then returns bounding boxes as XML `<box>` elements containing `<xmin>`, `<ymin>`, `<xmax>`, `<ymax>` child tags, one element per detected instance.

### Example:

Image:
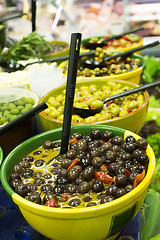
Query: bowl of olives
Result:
<box><xmin>59</xmin><ymin>52</ymin><xmax>145</xmax><ymax>85</ymax></box>
<box><xmin>38</xmin><ymin>78</ymin><xmax>149</xmax><ymax>134</ymax></box>
<box><xmin>0</xmin><ymin>87</ymin><xmax>39</xmax><ymax>157</ymax></box>
<box><xmin>44</xmin><ymin>40</ymin><xmax>70</xmax><ymax>62</ymax></box>
<box><xmin>0</xmin><ymin>125</ymin><xmax>155</xmax><ymax>240</ymax></box>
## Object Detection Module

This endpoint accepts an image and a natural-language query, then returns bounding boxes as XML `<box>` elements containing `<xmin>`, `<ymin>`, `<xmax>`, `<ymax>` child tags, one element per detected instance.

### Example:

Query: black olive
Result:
<box><xmin>115</xmin><ymin>174</ymin><xmax>127</xmax><ymax>187</ymax></box>
<box><xmin>52</xmin><ymin>163</ymin><xmax>60</xmax><ymax>168</ymax></box>
<box><xmin>21</xmin><ymin>169</ymin><xmax>33</xmax><ymax>178</ymax></box>
<box><xmin>80</xmin><ymin>156</ymin><xmax>92</xmax><ymax>169</ymax></box>
<box><xmin>115</xmin><ymin>166</ymin><xmax>125</xmax><ymax>175</ymax></box>
<box><xmin>125</xmin><ymin>184</ymin><xmax>133</xmax><ymax>193</ymax></box>
<box><xmin>75</xmin><ymin>177</ymin><xmax>84</xmax><ymax>185</ymax></box>
<box><xmin>114</xmin><ymin>188</ymin><xmax>126</xmax><ymax>198</ymax></box>
<box><xmin>128</xmin><ymin>172</ymin><xmax>137</xmax><ymax>184</ymax></box>
<box><xmin>89</xmin><ymin>147</ymin><xmax>100</xmax><ymax>158</ymax></box>
<box><xmin>90</xmin><ymin>129</ymin><xmax>101</xmax><ymax>140</ymax></box>
<box><xmin>33</xmin><ymin>171</ymin><xmax>42</xmax><ymax>179</ymax></box>
<box><xmin>41</xmin><ymin>184</ymin><xmax>53</xmax><ymax>193</ymax></box>
<box><xmin>138</xmin><ymin>153</ymin><xmax>149</xmax><ymax>164</ymax></box>
<box><xmin>68</xmin><ymin>198</ymin><xmax>81</xmax><ymax>207</ymax></box>
<box><xmin>101</xmin><ymin>131</ymin><xmax>113</xmax><ymax>141</ymax></box>
<box><xmin>53</xmin><ymin>184</ymin><xmax>65</xmax><ymax>195</ymax></box>
<box><xmin>108</xmin><ymin>162</ymin><xmax>119</xmax><ymax>174</ymax></box>
<box><xmin>86</xmin><ymin>202</ymin><xmax>97</xmax><ymax>207</ymax></box>
<box><xmin>58</xmin><ymin>168</ymin><xmax>68</xmax><ymax>178</ymax></box>
<box><xmin>70</xmin><ymin>142</ymin><xmax>77</xmax><ymax>150</ymax></box>
<box><xmin>81</xmin><ymin>166</ymin><xmax>95</xmax><ymax>181</ymax></box>
<box><xmin>132</xmin><ymin>149</ymin><xmax>145</xmax><ymax>159</ymax></box>
<box><xmin>72</xmin><ymin>165</ymin><xmax>82</xmax><ymax>173</ymax></box>
<box><xmin>76</xmin><ymin>151</ymin><xmax>86</xmax><ymax>160</ymax></box>
<box><xmin>83</xmin><ymin>135</ymin><xmax>92</xmax><ymax>143</ymax></box>
<box><xmin>53</xmin><ymin>142</ymin><xmax>61</xmax><ymax>148</ymax></box>
<box><xmin>129</xmin><ymin>165</ymin><xmax>139</xmax><ymax>173</ymax></box>
<box><xmin>124</xmin><ymin>160</ymin><xmax>132</xmax><ymax>169</ymax></box>
<box><xmin>123</xmin><ymin>142</ymin><xmax>137</xmax><ymax>153</ymax></box>
<box><xmin>92</xmin><ymin>180</ymin><xmax>104</xmax><ymax>193</ymax></box>
<box><xmin>68</xmin><ymin>168</ymin><xmax>80</xmax><ymax>180</ymax></box>
<box><xmin>91</xmin><ymin>157</ymin><xmax>103</xmax><ymax>169</ymax></box>
<box><xmin>70</xmin><ymin>133</ymin><xmax>83</xmax><ymax>140</ymax></box>
<box><xmin>12</xmin><ymin>164</ymin><xmax>24</xmax><ymax>174</ymax></box>
<box><xmin>105</xmin><ymin>185</ymin><xmax>118</xmax><ymax>197</ymax></box>
<box><xmin>10</xmin><ymin>179</ymin><xmax>21</xmax><ymax>189</ymax></box>
<box><xmin>125</xmin><ymin>135</ymin><xmax>136</xmax><ymax>143</ymax></box>
<box><xmin>78</xmin><ymin>181</ymin><xmax>91</xmax><ymax>194</ymax></box>
<box><xmin>26</xmin><ymin>183</ymin><xmax>37</xmax><ymax>192</ymax></box>
<box><xmin>15</xmin><ymin>183</ymin><xmax>29</xmax><ymax>197</ymax></box>
<box><xmin>56</xmin><ymin>156</ymin><xmax>65</xmax><ymax>162</ymax></box>
<box><xmin>57</xmin><ymin>176</ymin><xmax>69</xmax><ymax>185</ymax></box>
<box><xmin>43</xmin><ymin>173</ymin><xmax>52</xmax><ymax>179</ymax></box>
<box><xmin>21</xmin><ymin>155</ymin><xmax>34</xmax><ymax>162</ymax></box>
<box><xmin>121</xmin><ymin>152</ymin><xmax>132</xmax><ymax>161</ymax></box>
<box><xmin>33</xmin><ymin>150</ymin><xmax>42</xmax><ymax>155</ymax></box>
<box><xmin>43</xmin><ymin>140</ymin><xmax>54</xmax><ymax>149</ymax></box>
<box><xmin>111</xmin><ymin>136</ymin><xmax>124</xmax><ymax>145</ymax></box>
<box><xmin>10</xmin><ymin>172</ymin><xmax>21</xmax><ymax>181</ymax></box>
<box><xmin>65</xmin><ymin>183</ymin><xmax>77</xmax><ymax>194</ymax></box>
<box><xmin>19</xmin><ymin>161</ymin><xmax>31</xmax><ymax>168</ymax></box>
<box><xmin>76</xmin><ymin>139</ymin><xmax>88</xmax><ymax>152</ymax></box>
<box><xmin>43</xmin><ymin>192</ymin><xmax>55</xmax><ymax>204</ymax></box>
<box><xmin>105</xmin><ymin>151</ymin><xmax>117</xmax><ymax>163</ymax></box>
<box><xmin>83</xmin><ymin>196</ymin><xmax>92</xmax><ymax>202</ymax></box>
<box><xmin>35</xmin><ymin>159</ymin><xmax>45</xmax><ymax>167</ymax></box>
<box><xmin>51</xmin><ymin>168</ymin><xmax>60</xmax><ymax>175</ymax></box>
<box><xmin>66</xmin><ymin>149</ymin><xmax>77</xmax><ymax>160</ymax></box>
<box><xmin>61</xmin><ymin>159</ymin><xmax>72</xmax><ymax>169</ymax></box>
<box><xmin>88</xmin><ymin>140</ymin><xmax>101</xmax><ymax>149</ymax></box>
<box><xmin>136</xmin><ymin>138</ymin><xmax>148</xmax><ymax>150</ymax></box>
<box><xmin>100</xmin><ymin>195</ymin><xmax>114</xmax><ymax>204</ymax></box>
<box><xmin>101</xmin><ymin>142</ymin><xmax>113</xmax><ymax>152</ymax></box>
<box><xmin>110</xmin><ymin>145</ymin><xmax>121</xmax><ymax>152</ymax></box>
<box><xmin>34</xmin><ymin>178</ymin><xmax>45</xmax><ymax>186</ymax></box>
<box><xmin>26</xmin><ymin>192</ymin><xmax>41</xmax><ymax>204</ymax></box>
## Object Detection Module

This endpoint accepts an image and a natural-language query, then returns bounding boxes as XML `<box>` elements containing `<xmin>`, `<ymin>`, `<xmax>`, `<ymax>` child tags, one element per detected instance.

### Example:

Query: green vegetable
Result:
<box><xmin>1</xmin><ymin>32</ymin><xmax>51</xmax><ymax>62</ymax></box>
<box><xmin>149</xmin><ymin>234</ymin><xmax>160</xmax><ymax>240</ymax></box>
<box><xmin>149</xmin><ymin>95</ymin><xmax>160</xmax><ymax>108</ymax></box>
<box><xmin>142</xmin><ymin>56</ymin><xmax>160</xmax><ymax>83</ymax></box>
<box><xmin>140</xmin><ymin>189</ymin><xmax>160</xmax><ymax>240</ymax></box>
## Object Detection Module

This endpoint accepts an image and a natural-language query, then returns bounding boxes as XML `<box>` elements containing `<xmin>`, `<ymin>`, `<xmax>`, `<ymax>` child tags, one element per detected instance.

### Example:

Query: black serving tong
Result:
<box><xmin>0</xmin><ymin>50</ymin><xmax>94</xmax><ymax>72</ymax></box>
<box><xmin>46</xmin><ymin>32</ymin><xmax>81</xmax><ymax>164</ymax></box>
<box><xmin>31</xmin><ymin>0</ymin><xmax>36</xmax><ymax>32</ymax></box>
<box><xmin>0</xmin><ymin>11</ymin><xmax>27</xmax><ymax>23</ymax></box>
<box><xmin>82</xmin><ymin>26</ymin><xmax>144</xmax><ymax>49</ymax></box>
<box><xmin>80</xmin><ymin>41</ymin><xmax>160</xmax><ymax>69</ymax></box>
<box><xmin>73</xmin><ymin>79</ymin><xmax>160</xmax><ymax>118</ymax></box>
<box><xmin>0</xmin><ymin>102</ymin><xmax>48</xmax><ymax>135</ymax></box>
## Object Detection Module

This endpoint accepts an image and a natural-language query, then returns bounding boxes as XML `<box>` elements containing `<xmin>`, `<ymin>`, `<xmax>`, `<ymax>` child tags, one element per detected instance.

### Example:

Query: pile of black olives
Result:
<box><xmin>9</xmin><ymin>129</ymin><xmax>149</xmax><ymax>208</ymax></box>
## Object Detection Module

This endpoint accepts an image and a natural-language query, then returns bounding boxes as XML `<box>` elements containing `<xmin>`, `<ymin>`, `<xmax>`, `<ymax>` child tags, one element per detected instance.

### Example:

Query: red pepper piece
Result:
<box><xmin>45</xmin><ymin>198</ymin><xmax>59</xmax><ymax>208</ymax></box>
<box><xmin>133</xmin><ymin>170</ymin><xmax>145</xmax><ymax>188</ymax></box>
<box><xmin>69</xmin><ymin>138</ymin><xmax>78</xmax><ymax>144</ymax></box>
<box><xmin>100</xmin><ymin>164</ymin><xmax>108</xmax><ymax>171</ymax></box>
<box><xmin>68</xmin><ymin>158</ymin><xmax>80</xmax><ymax>170</ymax></box>
<box><xmin>83</xmin><ymin>96</ymin><xmax>89</xmax><ymax>101</ymax></box>
<box><xmin>95</xmin><ymin>171</ymin><xmax>113</xmax><ymax>184</ymax></box>
<box><xmin>124</xmin><ymin>169</ymin><xmax>130</xmax><ymax>177</ymax></box>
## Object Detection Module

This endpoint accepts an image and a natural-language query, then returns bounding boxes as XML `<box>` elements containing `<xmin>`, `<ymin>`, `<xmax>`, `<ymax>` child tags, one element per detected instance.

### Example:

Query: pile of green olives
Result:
<box><xmin>61</xmin><ymin>47</ymin><xmax>142</xmax><ymax>78</ymax></box>
<box><xmin>43</xmin><ymin>81</ymin><xmax>144</xmax><ymax>123</ymax></box>
<box><xmin>0</xmin><ymin>97</ymin><xmax>35</xmax><ymax>126</ymax></box>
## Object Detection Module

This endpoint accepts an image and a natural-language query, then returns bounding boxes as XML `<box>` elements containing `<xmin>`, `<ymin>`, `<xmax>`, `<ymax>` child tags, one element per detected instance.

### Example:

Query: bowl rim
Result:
<box><xmin>0</xmin><ymin>125</ymin><xmax>155</xmax><ymax>217</ymax></box>
<box><xmin>38</xmin><ymin>78</ymin><xmax>149</xmax><ymax>125</ymax></box>
<box><xmin>45</xmin><ymin>40</ymin><xmax>70</xmax><ymax>57</ymax></box>
<box><xmin>0</xmin><ymin>146</ymin><xmax>3</xmax><ymax>166</ymax></box>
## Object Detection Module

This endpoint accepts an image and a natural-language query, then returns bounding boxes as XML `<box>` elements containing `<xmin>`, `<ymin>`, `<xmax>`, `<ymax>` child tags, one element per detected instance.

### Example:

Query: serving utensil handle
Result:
<box><xmin>60</xmin><ymin>33</ymin><xmax>82</xmax><ymax>154</ymax></box>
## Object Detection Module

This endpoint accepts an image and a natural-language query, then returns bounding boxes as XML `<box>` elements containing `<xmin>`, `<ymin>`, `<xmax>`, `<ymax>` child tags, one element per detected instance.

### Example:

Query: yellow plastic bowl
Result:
<box><xmin>81</xmin><ymin>34</ymin><xmax>143</xmax><ymax>55</ymax></box>
<box><xmin>38</xmin><ymin>79</ymin><xmax>149</xmax><ymax>134</ymax></box>
<box><xmin>59</xmin><ymin>54</ymin><xmax>145</xmax><ymax>85</ymax></box>
<box><xmin>0</xmin><ymin>125</ymin><xmax>155</xmax><ymax>240</ymax></box>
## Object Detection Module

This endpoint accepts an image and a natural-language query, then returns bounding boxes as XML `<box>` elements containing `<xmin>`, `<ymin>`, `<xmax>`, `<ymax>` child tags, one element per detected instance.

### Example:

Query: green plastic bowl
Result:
<box><xmin>0</xmin><ymin>125</ymin><xmax>155</xmax><ymax>240</ymax></box>
<box><xmin>0</xmin><ymin>147</ymin><xmax>3</xmax><ymax>166</ymax></box>
<box><xmin>38</xmin><ymin>79</ymin><xmax>149</xmax><ymax>134</ymax></box>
